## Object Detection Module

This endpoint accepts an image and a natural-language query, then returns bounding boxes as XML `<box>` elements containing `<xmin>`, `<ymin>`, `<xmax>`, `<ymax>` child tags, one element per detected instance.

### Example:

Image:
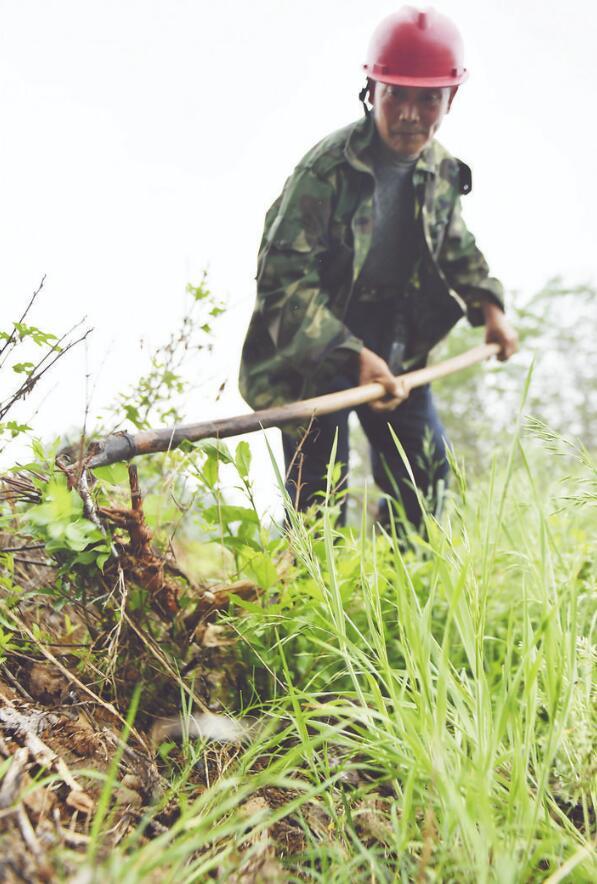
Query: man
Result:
<box><xmin>239</xmin><ymin>7</ymin><xmax>518</xmax><ymax>529</ymax></box>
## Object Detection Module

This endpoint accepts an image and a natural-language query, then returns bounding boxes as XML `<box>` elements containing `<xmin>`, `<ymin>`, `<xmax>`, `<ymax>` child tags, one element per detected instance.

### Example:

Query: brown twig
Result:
<box><xmin>12</xmin><ymin>558</ymin><xmax>55</xmax><ymax>567</ymax></box>
<box><xmin>0</xmin><ymin>323</ymin><xmax>93</xmax><ymax>421</ymax></box>
<box><xmin>122</xmin><ymin>610</ymin><xmax>210</xmax><ymax>714</ymax></box>
<box><xmin>416</xmin><ymin>807</ymin><xmax>437</xmax><ymax>883</ymax></box>
<box><xmin>16</xmin><ymin>804</ymin><xmax>43</xmax><ymax>859</ymax></box>
<box><xmin>0</xmin><ymin>665</ymin><xmax>35</xmax><ymax>703</ymax></box>
<box><xmin>0</xmin><ymin>747</ymin><xmax>29</xmax><ymax>809</ymax></box>
<box><xmin>0</xmin><ymin>276</ymin><xmax>46</xmax><ymax>367</ymax></box>
<box><xmin>1</xmin><ymin>608</ymin><xmax>150</xmax><ymax>753</ymax></box>
<box><xmin>285</xmin><ymin>413</ymin><xmax>317</xmax><ymax>512</ymax></box>
<box><xmin>0</xmin><ymin>475</ymin><xmax>42</xmax><ymax>505</ymax></box>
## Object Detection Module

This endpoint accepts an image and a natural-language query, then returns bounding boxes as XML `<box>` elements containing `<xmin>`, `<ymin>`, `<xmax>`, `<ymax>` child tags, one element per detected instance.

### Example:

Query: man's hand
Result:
<box><xmin>359</xmin><ymin>347</ymin><xmax>409</xmax><ymax>412</ymax></box>
<box><xmin>482</xmin><ymin>302</ymin><xmax>519</xmax><ymax>362</ymax></box>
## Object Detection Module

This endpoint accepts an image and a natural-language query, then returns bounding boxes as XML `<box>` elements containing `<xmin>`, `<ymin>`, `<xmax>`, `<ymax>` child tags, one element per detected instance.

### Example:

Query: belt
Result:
<box><xmin>350</xmin><ymin>283</ymin><xmax>400</xmax><ymax>303</ymax></box>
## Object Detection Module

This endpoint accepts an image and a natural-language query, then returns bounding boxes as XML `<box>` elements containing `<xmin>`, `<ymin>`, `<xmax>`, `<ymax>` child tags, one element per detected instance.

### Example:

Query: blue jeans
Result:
<box><xmin>282</xmin><ymin>377</ymin><xmax>449</xmax><ymax>529</ymax></box>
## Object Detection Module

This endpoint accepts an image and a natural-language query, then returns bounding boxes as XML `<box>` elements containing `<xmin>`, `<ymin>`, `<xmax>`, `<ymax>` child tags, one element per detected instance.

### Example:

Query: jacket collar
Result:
<box><xmin>344</xmin><ymin>113</ymin><xmax>438</xmax><ymax>179</ymax></box>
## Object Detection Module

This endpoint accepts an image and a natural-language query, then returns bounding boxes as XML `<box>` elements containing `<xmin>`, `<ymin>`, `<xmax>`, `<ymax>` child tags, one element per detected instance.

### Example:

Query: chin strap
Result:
<box><xmin>359</xmin><ymin>80</ymin><xmax>372</xmax><ymax>117</ymax></box>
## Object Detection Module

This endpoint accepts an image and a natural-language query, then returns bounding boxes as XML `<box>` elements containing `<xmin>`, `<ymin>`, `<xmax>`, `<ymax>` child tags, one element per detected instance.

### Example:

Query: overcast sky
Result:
<box><xmin>1</xmin><ymin>0</ymin><xmax>595</xmax><ymax>509</ymax></box>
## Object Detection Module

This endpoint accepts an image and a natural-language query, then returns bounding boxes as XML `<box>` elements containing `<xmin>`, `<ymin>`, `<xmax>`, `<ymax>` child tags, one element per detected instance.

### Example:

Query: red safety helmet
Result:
<box><xmin>363</xmin><ymin>6</ymin><xmax>468</xmax><ymax>88</ymax></box>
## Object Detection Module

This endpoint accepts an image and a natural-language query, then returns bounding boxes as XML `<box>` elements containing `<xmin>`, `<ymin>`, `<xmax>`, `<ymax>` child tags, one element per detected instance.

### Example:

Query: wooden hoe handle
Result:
<box><xmin>88</xmin><ymin>343</ymin><xmax>500</xmax><ymax>469</ymax></box>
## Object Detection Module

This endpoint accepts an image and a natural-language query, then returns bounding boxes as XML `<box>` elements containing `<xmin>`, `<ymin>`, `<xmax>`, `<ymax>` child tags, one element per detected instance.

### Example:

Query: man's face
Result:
<box><xmin>372</xmin><ymin>84</ymin><xmax>453</xmax><ymax>158</ymax></box>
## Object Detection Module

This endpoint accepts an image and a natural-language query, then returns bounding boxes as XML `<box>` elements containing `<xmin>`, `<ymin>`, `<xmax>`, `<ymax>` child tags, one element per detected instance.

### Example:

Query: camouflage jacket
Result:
<box><xmin>239</xmin><ymin>114</ymin><xmax>504</xmax><ymax>410</ymax></box>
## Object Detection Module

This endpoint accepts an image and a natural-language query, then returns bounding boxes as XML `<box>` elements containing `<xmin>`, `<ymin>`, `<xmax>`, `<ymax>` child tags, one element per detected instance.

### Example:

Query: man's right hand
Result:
<box><xmin>359</xmin><ymin>347</ymin><xmax>409</xmax><ymax>412</ymax></box>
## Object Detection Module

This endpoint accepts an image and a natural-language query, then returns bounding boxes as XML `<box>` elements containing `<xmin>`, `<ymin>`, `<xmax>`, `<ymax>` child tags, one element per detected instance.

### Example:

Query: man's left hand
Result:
<box><xmin>482</xmin><ymin>302</ymin><xmax>519</xmax><ymax>362</ymax></box>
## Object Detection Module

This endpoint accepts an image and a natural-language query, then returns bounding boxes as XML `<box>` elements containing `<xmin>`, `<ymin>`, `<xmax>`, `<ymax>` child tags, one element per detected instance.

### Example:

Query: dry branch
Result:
<box><xmin>0</xmin><ymin>322</ymin><xmax>93</xmax><ymax>422</ymax></box>
<box><xmin>0</xmin><ymin>277</ymin><xmax>46</xmax><ymax>368</ymax></box>
<box><xmin>0</xmin><ymin>747</ymin><xmax>29</xmax><ymax>809</ymax></box>
<box><xmin>0</xmin><ymin>608</ymin><xmax>149</xmax><ymax>752</ymax></box>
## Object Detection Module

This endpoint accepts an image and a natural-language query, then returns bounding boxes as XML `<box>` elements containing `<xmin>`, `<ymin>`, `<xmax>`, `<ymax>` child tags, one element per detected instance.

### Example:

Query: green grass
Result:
<box><xmin>1</xmin><ymin>387</ymin><xmax>593</xmax><ymax>881</ymax></box>
<box><xmin>55</xmin><ymin>425</ymin><xmax>596</xmax><ymax>883</ymax></box>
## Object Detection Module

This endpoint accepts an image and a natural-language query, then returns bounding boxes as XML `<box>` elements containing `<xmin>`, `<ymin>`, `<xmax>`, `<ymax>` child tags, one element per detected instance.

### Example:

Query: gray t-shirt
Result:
<box><xmin>345</xmin><ymin>139</ymin><xmax>419</xmax><ymax>370</ymax></box>
<box><xmin>355</xmin><ymin>139</ymin><xmax>418</xmax><ymax>299</ymax></box>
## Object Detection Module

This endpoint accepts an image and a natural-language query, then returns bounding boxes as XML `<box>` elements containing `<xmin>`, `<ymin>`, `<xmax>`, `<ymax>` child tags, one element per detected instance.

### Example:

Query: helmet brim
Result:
<box><xmin>363</xmin><ymin>67</ymin><xmax>469</xmax><ymax>88</ymax></box>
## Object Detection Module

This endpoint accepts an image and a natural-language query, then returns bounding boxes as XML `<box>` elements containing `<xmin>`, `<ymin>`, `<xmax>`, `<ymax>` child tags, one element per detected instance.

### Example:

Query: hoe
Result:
<box><xmin>88</xmin><ymin>343</ymin><xmax>500</xmax><ymax>469</ymax></box>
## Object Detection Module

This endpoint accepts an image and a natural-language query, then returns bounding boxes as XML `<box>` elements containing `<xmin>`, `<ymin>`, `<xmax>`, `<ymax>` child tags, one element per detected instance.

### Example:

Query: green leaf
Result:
<box><xmin>157</xmin><ymin>741</ymin><xmax>176</xmax><ymax>760</ymax></box>
<box><xmin>245</xmin><ymin>551</ymin><xmax>278</xmax><ymax>590</ymax></box>
<box><xmin>123</xmin><ymin>404</ymin><xmax>145</xmax><ymax>430</ymax></box>
<box><xmin>96</xmin><ymin>552</ymin><xmax>111</xmax><ymax>571</ymax></box>
<box><xmin>93</xmin><ymin>463</ymin><xmax>130</xmax><ymax>486</ymax></box>
<box><xmin>220</xmin><ymin>536</ymin><xmax>261</xmax><ymax>553</ymax></box>
<box><xmin>203</xmin><ymin>504</ymin><xmax>259</xmax><ymax>526</ymax></box>
<box><xmin>72</xmin><ymin>549</ymin><xmax>99</xmax><ymax>564</ymax></box>
<box><xmin>235</xmin><ymin>441</ymin><xmax>252</xmax><ymax>479</ymax></box>
<box><xmin>13</xmin><ymin>323</ymin><xmax>58</xmax><ymax>346</ymax></box>
<box><xmin>186</xmin><ymin>281</ymin><xmax>210</xmax><ymax>301</ymax></box>
<box><xmin>31</xmin><ymin>437</ymin><xmax>49</xmax><ymax>463</ymax></box>
<box><xmin>202</xmin><ymin>454</ymin><xmax>219</xmax><ymax>489</ymax></box>
<box><xmin>12</xmin><ymin>362</ymin><xmax>35</xmax><ymax>374</ymax></box>
<box><xmin>0</xmin><ymin>421</ymin><xmax>31</xmax><ymax>438</ymax></box>
<box><xmin>228</xmin><ymin>594</ymin><xmax>264</xmax><ymax>614</ymax></box>
<box><xmin>198</xmin><ymin>440</ymin><xmax>233</xmax><ymax>464</ymax></box>
<box><xmin>64</xmin><ymin>520</ymin><xmax>97</xmax><ymax>551</ymax></box>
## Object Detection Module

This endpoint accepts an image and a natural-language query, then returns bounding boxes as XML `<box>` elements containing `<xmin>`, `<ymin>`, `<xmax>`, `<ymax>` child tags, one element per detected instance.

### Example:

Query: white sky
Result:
<box><xmin>1</xmin><ymin>0</ymin><xmax>596</xmax><ymax>511</ymax></box>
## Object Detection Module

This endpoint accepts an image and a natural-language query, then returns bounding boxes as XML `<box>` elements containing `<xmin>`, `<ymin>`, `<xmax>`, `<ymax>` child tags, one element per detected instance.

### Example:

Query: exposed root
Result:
<box><xmin>99</xmin><ymin>465</ymin><xmax>180</xmax><ymax>621</ymax></box>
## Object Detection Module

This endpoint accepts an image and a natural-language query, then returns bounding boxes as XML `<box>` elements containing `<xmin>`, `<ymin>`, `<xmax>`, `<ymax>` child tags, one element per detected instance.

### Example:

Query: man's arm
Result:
<box><xmin>440</xmin><ymin>196</ymin><xmax>518</xmax><ymax>361</ymax></box>
<box><xmin>359</xmin><ymin>347</ymin><xmax>409</xmax><ymax>411</ymax></box>
<box><xmin>256</xmin><ymin>166</ymin><xmax>362</xmax><ymax>375</ymax></box>
<box><xmin>481</xmin><ymin>300</ymin><xmax>518</xmax><ymax>361</ymax></box>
